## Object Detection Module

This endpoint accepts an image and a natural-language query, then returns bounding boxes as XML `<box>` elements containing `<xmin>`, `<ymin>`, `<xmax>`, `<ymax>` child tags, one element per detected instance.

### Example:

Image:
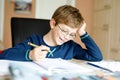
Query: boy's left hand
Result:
<box><xmin>78</xmin><ymin>21</ymin><xmax>86</xmax><ymax>36</ymax></box>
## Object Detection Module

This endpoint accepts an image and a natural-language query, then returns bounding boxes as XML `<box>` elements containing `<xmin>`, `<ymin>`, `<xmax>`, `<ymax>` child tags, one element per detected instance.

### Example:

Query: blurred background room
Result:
<box><xmin>0</xmin><ymin>0</ymin><xmax>120</xmax><ymax>61</ymax></box>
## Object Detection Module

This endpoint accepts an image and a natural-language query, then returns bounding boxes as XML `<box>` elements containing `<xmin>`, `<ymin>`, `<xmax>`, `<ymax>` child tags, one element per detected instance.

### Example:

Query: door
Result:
<box><xmin>92</xmin><ymin>0</ymin><xmax>112</xmax><ymax>60</ymax></box>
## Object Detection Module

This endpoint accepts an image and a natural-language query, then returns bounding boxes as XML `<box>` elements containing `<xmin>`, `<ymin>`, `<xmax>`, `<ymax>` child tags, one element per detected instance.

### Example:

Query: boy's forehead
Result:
<box><xmin>60</xmin><ymin>24</ymin><xmax>78</xmax><ymax>29</ymax></box>
<box><xmin>60</xmin><ymin>24</ymin><xmax>78</xmax><ymax>31</ymax></box>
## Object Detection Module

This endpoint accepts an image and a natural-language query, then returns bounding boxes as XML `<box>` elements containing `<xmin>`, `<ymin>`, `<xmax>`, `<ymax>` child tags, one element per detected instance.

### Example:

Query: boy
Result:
<box><xmin>0</xmin><ymin>5</ymin><xmax>103</xmax><ymax>61</ymax></box>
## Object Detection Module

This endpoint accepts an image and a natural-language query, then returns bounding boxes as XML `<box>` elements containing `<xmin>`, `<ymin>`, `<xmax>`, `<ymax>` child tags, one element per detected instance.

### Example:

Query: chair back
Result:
<box><xmin>11</xmin><ymin>17</ymin><xmax>50</xmax><ymax>47</ymax></box>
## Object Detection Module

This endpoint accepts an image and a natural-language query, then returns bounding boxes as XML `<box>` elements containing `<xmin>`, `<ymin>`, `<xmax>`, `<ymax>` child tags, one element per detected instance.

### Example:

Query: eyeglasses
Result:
<box><xmin>58</xmin><ymin>24</ymin><xmax>76</xmax><ymax>39</ymax></box>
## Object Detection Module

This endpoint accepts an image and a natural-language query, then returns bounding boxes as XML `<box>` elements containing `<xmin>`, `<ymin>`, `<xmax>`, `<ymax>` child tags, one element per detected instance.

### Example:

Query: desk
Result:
<box><xmin>0</xmin><ymin>59</ymin><xmax>120</xmax><ymax>80</ymax></box>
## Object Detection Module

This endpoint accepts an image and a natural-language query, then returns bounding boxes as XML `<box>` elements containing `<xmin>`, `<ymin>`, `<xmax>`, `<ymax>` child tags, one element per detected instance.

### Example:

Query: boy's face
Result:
<box><xmin>52</xmin><ymin>24</ymin><xmax>78</xmax><ymax>45</ymax></box>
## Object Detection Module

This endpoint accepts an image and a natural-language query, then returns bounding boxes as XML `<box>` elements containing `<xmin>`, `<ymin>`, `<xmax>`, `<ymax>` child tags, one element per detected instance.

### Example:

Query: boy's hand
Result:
<box><xmin>29</xmin><ymin>45</ymin><xmax>50</xmax><ymax>61</ymax></box>
<box><xmin>78</xmin><ymin>21</ymin><xmax>86</xmax><ymax>36</ymax></box>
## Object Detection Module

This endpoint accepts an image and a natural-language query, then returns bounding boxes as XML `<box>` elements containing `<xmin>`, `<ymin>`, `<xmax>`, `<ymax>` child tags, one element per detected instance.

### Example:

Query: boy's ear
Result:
<box><xmin>50</xmin><ymin>18</ymin><xmax>56</xmax><ymax>29</ymax></box>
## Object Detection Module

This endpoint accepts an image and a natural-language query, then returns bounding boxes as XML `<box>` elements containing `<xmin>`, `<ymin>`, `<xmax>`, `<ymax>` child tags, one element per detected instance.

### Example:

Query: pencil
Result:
<box><xmin>28</xmin><ymin>42</ymin><xmax>39</xmax><ymax>47</ymax></box>
<box><xmin>28</xmin><ymin>42</ymin><xmax>51</xmax><ymax>52</ymax></box>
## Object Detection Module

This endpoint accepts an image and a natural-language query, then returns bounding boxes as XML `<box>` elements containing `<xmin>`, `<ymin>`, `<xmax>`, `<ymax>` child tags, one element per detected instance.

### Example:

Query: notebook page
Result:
<box><xmin>34</xmin><ymin>58</ymin><xmax>94</xmax><ymax>73</ymax></box>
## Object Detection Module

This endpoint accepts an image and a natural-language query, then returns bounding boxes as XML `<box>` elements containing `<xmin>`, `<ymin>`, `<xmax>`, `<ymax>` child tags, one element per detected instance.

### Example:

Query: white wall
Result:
<box><xmin>0</xmin><ymin>0</ymin><xmax>4</xmax><ymax>41</ymax></box>
<box><xmin>0</xmin><ymin>0</ymin><xmax>75</xmax><ymax>41</ymax></box>
<box><xmin>35</xmin><ymin>0</ymin><xmax>75</xmax><ymax>19</ymax></box>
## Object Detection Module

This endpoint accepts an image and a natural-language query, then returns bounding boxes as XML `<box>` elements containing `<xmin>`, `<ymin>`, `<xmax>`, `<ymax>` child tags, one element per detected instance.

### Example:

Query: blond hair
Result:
<box><xmin>52</xmin><ymin>5</ymin><xmax>84</xmax><ymax>28</ymax></box>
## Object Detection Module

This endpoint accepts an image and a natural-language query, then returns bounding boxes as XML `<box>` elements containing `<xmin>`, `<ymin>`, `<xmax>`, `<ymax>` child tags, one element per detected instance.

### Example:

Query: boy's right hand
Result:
<box><xmin>29</xmin><ymin>45</ymin><xmax>50</xmax><ymax>61</ymax></box>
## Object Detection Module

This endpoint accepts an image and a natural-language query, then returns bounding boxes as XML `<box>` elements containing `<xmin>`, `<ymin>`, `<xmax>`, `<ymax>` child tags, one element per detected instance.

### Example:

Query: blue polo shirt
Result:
<box><xmin>0</xmin><ymin>33</ymin><xmax>103</xmax><ymax>61</ymax></box>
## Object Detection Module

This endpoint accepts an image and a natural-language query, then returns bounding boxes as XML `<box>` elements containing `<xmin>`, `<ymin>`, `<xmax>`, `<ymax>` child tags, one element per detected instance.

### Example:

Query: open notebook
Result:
<box><xmin>33</xmin><ymin>58</ymin><xmax>93</xmax><ymax>74</ymax></box>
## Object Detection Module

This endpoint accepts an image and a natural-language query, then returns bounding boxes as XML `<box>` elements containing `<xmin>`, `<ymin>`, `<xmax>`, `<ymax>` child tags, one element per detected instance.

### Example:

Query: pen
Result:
<box><xmin>87</xmin><ymin>62</ymin><xmax>113</xmax><ymax>72</ymax></box>
<box><xmin>28</xmin><ymin>42</ymin><xmax>51</xmax><ymax>52</ymax></box>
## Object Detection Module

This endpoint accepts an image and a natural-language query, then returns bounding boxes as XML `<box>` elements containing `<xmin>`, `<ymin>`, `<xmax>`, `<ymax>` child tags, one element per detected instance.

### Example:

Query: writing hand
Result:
<box><xmin>29</xmin><ymin>45</ymin><xmax>50</xmax><ymax>61</ymax></box>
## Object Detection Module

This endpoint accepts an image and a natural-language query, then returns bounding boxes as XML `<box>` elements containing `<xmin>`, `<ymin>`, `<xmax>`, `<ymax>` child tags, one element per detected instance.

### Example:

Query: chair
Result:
<box><xmin>11</xmin><ymin>17</ymin><xmax>50</xmax><ymax>47</ymax></box>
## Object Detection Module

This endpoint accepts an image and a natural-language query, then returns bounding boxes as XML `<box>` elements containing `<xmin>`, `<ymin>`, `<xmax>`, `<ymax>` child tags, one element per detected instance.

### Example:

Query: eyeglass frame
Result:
<box><xmin>57</xmin><ymin>24</ymin><xmax>76</xmax><ymax>39</ymax></box>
